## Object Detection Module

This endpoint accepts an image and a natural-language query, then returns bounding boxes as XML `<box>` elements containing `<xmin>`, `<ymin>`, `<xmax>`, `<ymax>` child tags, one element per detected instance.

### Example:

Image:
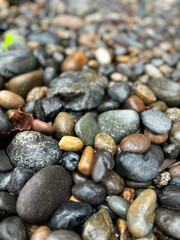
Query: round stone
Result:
<box><xmin>141</xmin><ymin>109</ymin><xmax>171</xmax><ymax>134</ymax></box>
<box><xmin>108</xmin><ymin>82</ymin><xmax>130</xmax><ymax>103</ymax></box>
<box><xmin>7</xmin><ymin>131</ymin><xmax>61</xmax><ymax>172</ymax></box>
<box><xmin>169</xmin><ymin>165</ymin><xmax>180</xmax><ymax>178</ymax></box>
<box><xmin>107</xmin><ymin>195</ymin><xmax>129</xmax><ymax>219</ymax></box>
<box><xmin>78</xmin><ymin>146</ymin><xmax>94</xmax><ymax>176</ymax></box>
<box><xmin>0</xmin><ymin>90</ymin><xmax>25</xmax><ymax>109</ymax></box>
<box><xmin>123</xmin><ymin>95</ymin><xmax>146</xmax><ymax>113</ymax></box>
<box><xmin>16</xmin><ymin>165</ymin><xmax>72</xmax><ymax>223</ymax></box>
<box><xmin>59</xmin><ymin>136</ymin><xmax>83</xmax><ymax>152</ymax></box>
<box><xmin>26</xmin><ymin>86</ymin><xmax>48</xmax><ymax>102</ymax></box>
<box><xmin>46</xmin><ymin>230</ymin><xmax>81</xmax><ymax>240</ymax></box>
<box><xmin>59</xmin><ymin>152</ymin><xmax>80</xmax><ymax>171</ymax></box>
<box><xmin>135</xmin><ymin>85</ymin><xmax>156</xmax><ymax>104</ymax></box>
<box><xmin>145</xmin><ymin>64</ymin><xmax>163</xmax><ymax>78</ymax></box>
<box><xmin>95</xmin><ymin>48</ymin><xmax>112</xmax><ymax>64</ymax></box>
<box><xmin>94</xmin><ymin>132</ymin><xmax>116</xmax><ymax>155</ymax></box>
<box><xmin>144</xmin><ymin>128</ymin><xmax>169</xmax><ymax>144</ymax></box>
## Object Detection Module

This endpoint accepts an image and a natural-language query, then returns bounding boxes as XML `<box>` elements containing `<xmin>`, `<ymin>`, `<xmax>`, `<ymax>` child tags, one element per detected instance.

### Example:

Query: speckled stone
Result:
<box><xmin>108</xmin><ymin>82</ymin><xmax>130</xmax><ymax>103</ymax></box>
<box><xmin>46</xmin><ymin>230</ymin><xmax>82</xmax><ymax>240</ymax></box>
<box><xmin>155</xmin><ymin>208</ymin><xmax>180</xmax><ymax>239</ymax></box>
<box><xmin>75</xmin><ymin>112</ymin><xmax>98</xmax><ymax>146</ymax></box>
<box><xmin>141</xmin><ymin>109</ymin><xmax>171</xmax><ymax>134</ymax></box>
<box><xmin>98</xmin><ymin>110</ymin><xmax>140</xmax><ymax>143</ymax></box>
<box><xmin>107</xmin><ymin>196</ymin><xmax>130</xmax><ymax>219</ymax></box>
<box><xmin>16</xmin><ymin>165</ymin><xmax>72</xmax><ymax>223</ymax></box>
<box><xmin>0</xmin><ymin>172</ymin><xmax>12</xmax><ymax>190</ymax></box>
<box><xmin>82</xmin><ymin>208</ymin><xmax>114</xmax><ymax>240</ymax></box>
<box><xmin>127</xmin><ymin>189</ymin><xmax>157</xmax><ymax>238</ymax></box>
<box><xmin>165</xmin><ymin>107</ymin><xmax>180</xmax><ymax>123</ymax></box>
<box><xmin>0</xmin><ymin>191</ymin><xmax>17</xmax><ymax>214</ymax></box>
<box><xmin>7</xmin><ymin>131</ymin><xmax>61</xmax><ymax>172</ymax></box>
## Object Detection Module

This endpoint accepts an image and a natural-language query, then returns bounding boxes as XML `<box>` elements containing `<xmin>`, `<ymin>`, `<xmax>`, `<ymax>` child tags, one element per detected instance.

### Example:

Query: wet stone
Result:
<box><xmin>72</xmin><ymin>171</ymin><xmax>88</xmax><ymax>185</ymax></box>
<box><xmin>123</xmin><ymin>95</ymin><xmax>146</xmax><ymax>113</ymax></box>
<box><xmin>94</xmin><ymin>132</ymin><xmax>117</xmax><ymax>155</ymax></box>
<box><xmin>0</xmin><ymin>150</ymin><xmax>13</xmax><ymax>172</ymax></box>
<box><xmin>7</xmin><ymin>131</ymin><xmax>61</xmax><ymax>172</ymax></box>
<box><xmin>16</xmin><ymin>165</ymin><xmax>72</xmax><ymax>223</ymax></box>
<box><xmin>144</xmin><ymin>128</ymin><xmax>169</xmax><ymax>144</ymax></box>
<box><xmin>97</xmin><ymin>100</ymin><xmax>120</xmax><ymax>113</ymax></box>
<box><xmin>0</xmin><ymin>106</ymin><xmax>12</xmax><ymax>133</ymax></box>
<box><xmin>46</xmin><ymin>230</ymin><xmax>82</xmax><ymax>240</ymax></box>
<box><xmin>0</xmin><ymin>172</ymin><xmax>12</xmax><ymax>191</ymax></box>
<box><xmin>27</xmin><ymin>31</ymin><xmax>60</xmax><ymax>45</ymax></box>
<box><xmin>169</xmin><ymin>164</ymin><xmax>180</xmax><ymax>178</ymax></box>
<box><xmin>59</xmin><ymin>152</ymin><xmax>80</xmax><ymax>171</ymax></box>
<box><xmin>148</xmin><ymin>101</ymin><xmax>167</xmax><ymax>112</ymax></box>
<box><xmin>135</xmin><ymin>85</ymin><xmax>156</xmax><ymax>104</ymax></box>
<box><xmin>96</xmin><ymin>203</ymin><xmax>118</xmax><ymax>221</ymax></box>
<box><xmin>72</xmin><ymin>180</ymin><xmax>106</xmax><ymax>205</ymax></box>
<box><xmin>108</xmin><ymin>82</ymin><xmax>130</xmax><ymax>103</ymax></box>
<box><xmin>49</xmin><ymin>201</ymin><xmax>93</xmax><ymax>230</ymax></box>
<box><xmin>59</xmin><ymin>136</ymin><xmax>83</xmax><ymax>152</ymax></box>
<box><xmin>0</xmin><ymin>191</ymin><xmax>17</xmax><ymax>214</ymax></box>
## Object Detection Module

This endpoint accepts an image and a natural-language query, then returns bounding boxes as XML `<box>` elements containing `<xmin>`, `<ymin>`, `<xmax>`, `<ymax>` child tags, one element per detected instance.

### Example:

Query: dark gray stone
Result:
<box><xmin>0</xmin><ymin>172</ymin><xmax>11</xmax><ymax>190</ymax></box>
<box><xmin>0</xmin><ymin>107</ymin><xmax>12</xmax><ymax>133</ymax></box>
<box><xmin>145</xmin><ymin>144</ymin><xmax>164</xmax><ymax>165</ymax></box>
<box><xmin>27</xmin><ymin>31</ymin><xmax>60</xmax><ymax>45</ymax></box>
<box><xmin>108</xmin><ymin>82</ymin><xmax>130</xmax><ymax>103</ymax></box>
<box><xmin>164</xmin><ymin>143</ymin><xmax>180</xmax><ymax>159</ymax></box>
<box><xmin>59</xmin><ymin>152</ymin><xmax>79</xmax><ymax>171</ymax></box>
<box><xmin>0</xmin><ymin>191</ymin><xmax>17</xmax><ymax>214</ymax></box>
<box><xmin>0</xmin><ymin>150</ymin><xmax>13</xmax><ymax>172</ymax></box>
<box><xmin>126</xmin><ymin>179</ymin><xmax>152</xmax><ymax>189</ymax></box>
<box><xmin>169</xmin><ymin>177</ymin><xmax>180</xmax><ymax>186</ymax></box>
<box><xmin>97</xmin><ymin>100</ymin><xmax>120</xmax><ymax>113</ymax></box>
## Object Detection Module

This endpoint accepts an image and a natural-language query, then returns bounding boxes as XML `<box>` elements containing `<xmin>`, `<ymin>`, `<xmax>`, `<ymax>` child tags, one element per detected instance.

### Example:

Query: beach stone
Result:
<box><xmin>30</xmin><ymin>226</ymin><xmax>51</xmax><ymax>240</ymax></box>
<box><xmin>49</xmin><ymin>201</ymin><xmax>93</xmax><ymax>230</ymax></box>
<box><xmin>52</xmin><ymin>14</ymin><xmax>84</xmax><ymax>30</ymax></box>
<box><xmin>0</xmin><ymin>191</ymin><xmax>17</xmax><ymax>214</ymax></box>
<box><xmin>7</xmin><ymin>131</ymin><xmax>61</xmax><ymax>172</ymax></box>
<box><xmin>123</xmin><ymin>95</ymin><xmax>146</xmax><ymax>113</ymax></box>
<box><xmin>117</xmin><ymin>219</ymin><xmax>132</xmax><ymax>240</ymax></box>
<box><xmin>48</xmin><ymin>70</ymin><xmax>108</xmax><ymax>111</ymax></box>
<box><xmin>145</xmin><ymin>144</ymin><xmax>164</xmax><ymax>165</ymax></box>
<box><xmin>169</xmin><ymin>177</ymin><xmax>180</xmax><ymax>186</ymax></box>
<box><xmin>97</xmin><ymin>100</ymin><xmax>120</xmax><ymax>113</ymax></box>
<box><xmin>165</xmin><ymin>107</ymin><xmax>180</xmax><ymax>123</ymax></box>
<box><xmin>46</xmin><ymin>230</ymin><xmax>82</xmax><ymax>240</ymax></box>
<box><xmin>7</xmin><ymin>167</ymin><xmax>34</xmax><ymax>195</ymax></box>
<box><xmin>170</xmin><ymin>122</ymin><xmax>180</xmax><ymax>142</ymax></box>
<box><xmin>164</xmin><ymin>143</ymin><xmax>180</xmax><ymax>159</ymax></box>
<box><xmin>127</xmin><ymin>189</ymin><xmax>157</xmax><ymax>238</ymax></box>
<box><xmin>0</xmin><ymin>172</ymin><xmax>12</xmax><ymax>191</ymax></box>
<box><xmin>121</xmin><ymin>187</ymin><xmax>135</xmax><ymax>204</ymax></box>
<box><xmin>27</xmin><ymin>31</ymin><xmax>60</xmax><ymax>45</ymax></box>
<box><xmin>141</xmin><ymin>109</ymin><xmax>171</xmax><ymax>134</ymax></box>
<box><xmin>0</xmin><ymin>150</ymin><xmax>13</xmax><ymax>172</ymax></box>
<box><xmin>78</xmin><ymin>146</ymin><xmax>94</xmax><ymax>176</ymax></box>
<box><xmin>59</xmin><ymin>152</ymin><xmax>79</xmax><ymax>171</ymax></box>
<box><xmin>135</xmin><ymin>85</ymin><xmax>156</xmax><ymax>104</ymax></box>
<box><xmin>98</xmin><ymin>110</ymin><xmax>139</xmax><ymax>143</ymax></box>
<box><xmin>115</xmin><ymin>152</ymin><xmax>159</xmax><ymax>182</ymax></box>
<box><xmin>155</xmin><ymin>208</ymin><xmax>180</xmax><ymax>239</ymax></box>
<box><xmin>75</xmin><ymin>113</ymin><xmax>98</xmax><ymax>146</ymax></box>
<box><xmin>0</xmin><ymin>216</ymin><xmax>27</xmax><ymax>240</ymax></box>
<box><xmin>26</xmin><ymin>86</ymin><xmax>48</xmax><ymax>102</ymax></box>
<box><xmin>72</xmin><ymin>180</ymin><xmax>106</xmax><ymax>205</ymax></box>
<box><xmin>148</xmin><ymin>78</ymin><xmax>180</xmax><ymax>107</ymax></box>
<box><xmin>94</xmin><ymin>132</ymin><xmax>116</xmax><ymax>155</ymax></box>
<box><xmin>148</xmin><ymin>101</ymin><xmax>167</xmax><ymax>112</ymax></box>
<box><xmin>0</xmin><ymin>90</ymin><xmax>25</xmax><ymax>109</ymax></box>
<box><xmin>159</xmin><ymin>158</ymin><xmax>176</xmax><ymax>173</ymax></box>
<box><xmin>144</xmin><ymin>128</ymin><xmax>169</xmax><ymax>144</ymax></box>
<box><xmin>72</xmin><ymin>171</ymin><xmax>88</xmax><ymax>185</ymax></box>
<box><xmin>0</xmin><ymin>106</ymin><xmax>12</xmax><ymax>133</ymax></box>
<box><xmin>82</xmin><ymin>208</ymin><xmax>114</xmax><ymax>240</ymax></box>
<box><xmin>59</xmin><ymin>136</ymin><xmax>83</xmax><ymax>152</ymax></box>
<box><xmin>145</xmin><ymin>64</ymin><xmax>163</xmax><ymax>78</ymax></box>
<box><xmin>120</xmin><ymin>133</ymin><xmax>151</xmax><ymax>154</ymax></box>
<box><xmin>16</xmin><ymin>165</ymin><xmax>72</xmax><ymax>223</ymax></box>
<box><xmin>107</xmin><ymin>195</ymin><xmax>129</xmax><ymax>219</ymax></box>
<box><xmin>108</xmin><ymin>82</ymin><xmax>130</xmax><ymax>103</ymax></box>
<box><xmin>95</xmin><ymin>48</ymin><xmax>112</xmax><ymax>64</ymax></box>
<box><xmin>169</xmin><ymin>164</ymin><xmax>180</xmax><ymax>177</ymax></box>
<box><xmin>0</xmin><ymin>50</ymin><xmax>38</xmax><ymax>79</ymax></box>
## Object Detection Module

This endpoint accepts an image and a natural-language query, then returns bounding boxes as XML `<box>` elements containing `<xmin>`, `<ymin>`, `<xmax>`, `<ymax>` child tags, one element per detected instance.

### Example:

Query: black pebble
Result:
<box><xmin>59</xmin><ymin>152</ymin><xmax>80</xmax><ymax>171</ymax></box>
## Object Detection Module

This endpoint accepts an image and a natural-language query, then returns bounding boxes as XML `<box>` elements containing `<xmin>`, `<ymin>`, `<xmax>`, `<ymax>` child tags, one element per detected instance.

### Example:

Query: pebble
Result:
<box><xmin>59</xmin><ymin>136</ymin><xmax>83</xmax><ymax>152</ymax></box>
<box><xmin>144</xmin><ymin>128</ymin><xmax>169</xmax><ymax>144</ymax></box>
<box><xmin>127</xmin><ymin>189</ymin><xmax>157</xmax><ymax>238</ymax></box>
<box><xmin>155</xmin><ymin>208</ymin><xmax>180</xmax><ymax>239</ymax></box>
<box><xmin>94</xmin><ymin>132</ymin><xmax>116</xmax><ymax>155</ymax></box>
<box><xmin>16</xmin><ymin>165</ymin><xmax>72</xmax><ymax>223</ymax></box>
<box><xmin>72</xmin><ymin>180</ymin><xmax>106</xmax><ymax>205</ymax></box>
<box><xmin>7</xmin><ymin>167</ymin><xmax>34</xmax><ymax>195</ymax></box>
<box><xmin>82</xmin><ymin>208</ymin><xmax>114</xmax><ymax>240</ymax></box>
<box><xmin>126</xmin><ymin>180</ymin><xmax>152</xmax><ymax>189</ymax></box>
<box><xmin>72</xmin><ymin>171</ymin><xmax>88</xmax><ymax>185</ymax></box>
<box><xmin>153</xmin><ymin>172</ymin><xmax>171</xmax><ymax>188</ymax></box>
<box><xmin>169</xmin><ymin>177</ymin><xmax>180</xmax><ymax>186</ymax></box>
<box><xmin>148</xmin><ymin>78</ymin><xmax>180</xmax><ymax>107</ymax></box>
<box><xmin>95</xmin><ymin>48</ymin><xmax>112</xmax><ymax>64</ymax></box>
<box><xmin>123</xmin><ymin>95</ymin><xmax>146</xmax><ymax>113</ymax></box>
<box><xmin>52</xmin><ymin>14</ymin><xmax>84</xmax><ymax>30</ymax></box>
<box><xmin>170</xmin><ymin>121</ymin><xmax>180</xmax><ymax>142</ymax></box>
<box><xmin>0</xmin><ymin>90</ymin><xmax>25</xmax><ymax>109</ymax></box>
<box><xmin>7</xmin><ymin>131</ymin><xmax>61</xmax><ymax>172</ymax></box>
<box><xmin>108</xmin><ymin>82</ymin><xmax>130</xmax><ymax>103</ymax></box>
<box><xmin>30</xmin><ymin>226</ymin><xmax>51</xmax><ymax>240</ymax></box>
<box><xmin>0</xmin><ymin>149</ymin><xmax>13</xmax><ymax>172</ymax></box>
<box><xmin>75</xmin><ymin>112</ymin><xmax>98</xmax><ymax>146</ymax></box>
<box><xmin>0</xmin><ymin>106</ymin><xmax>12</xmax><ymax>133</ymax></box>
<box><xmin>27</xmin><ymin>31</ymin><xmax>60</xmax><ymax>45</ymax></box>
<box><xmin>0</xmin><ymin>50</ymin><xmax>37</xmax><ymax>79</ymax></box>
<box><xmin>159</xmin><ymin>158</ymin><xmax>176</xmax><ymax>173</ymax></box>
<box><xmin>117</xmin><ymin>219</ymin><xmax>132</xmax><ymax>240</ymax></box>
<box><xmin>59</xmin><ymin>152</ymin><xmax>80</xmax><ymax>171</ymax></box>
<box><xmin>145</xmin><ymin>144</ymin><xmax>164</xmax><ymax>165</ymax></box>
<box><xmin>49</xmin><ymin>201</ymin><xmax>93</xmax><ymax>230</ymax></box>
<box><xmin>101</xmin><ymin>170</ymin><xmax>124</xmax><ymax>195</ymax></box>
<box><xmin>148</xmin><ymin>101</ymin><xmax>167</xmax><ymax>112</ymax></box>
<box><xmin>8</xmin><ymin>71</ymin><xmax>43</xmax><ymax>97</ymax></box>
<box><xmin>115</xmin><ymin>152</ymin><xmax>159</xmax><ymax>182</ymax></box>
<box><xmin>120</xmin><ymin>133</ymin><xmax>151</xmax><ymax>154</ymax></box>
<box><xmin>98</xmin><ymin>110</ymin><xmax>140</xmax><ymax>143</ymax></box>
<box><xmin>165</xmin><ymin>107</ymin><xmax>180</xmax><ymax>123</ymax></box>
<box><xmin>164</xmin><ymin>143</ymin><xmax>180</xmax><ymax>159</ymax></box>
<box><xmin>26</xmin><ymin>86</ymin><xmax>48</xmax><ymax>102</ymax></box>
<box><xmin>141</xmin><ymin>109</ymin><xmax>171</xmax><ymax>134</ymax></box>
<box><xmin>61</xmin><ymin>51</ymin><xmax>88</xmax><ymax>71</ymax></box>
<box><xmin>110</xmin><ymin>72</ymin><xmax>128</xmax><ymax>82</ymax></box>
<box><xmin>78</xmin><ymin>146</ymin><xmax>94</xmax><ymax>176</ymax></box>
<box><xmin>97</xmin><ymin>100</ymin><xmax>120</xmax><ymax>113</ymax></box>
<box><xmin>31</xmin><ymin>119</ymin><xmax>54</xmax><ymax>136</ymax></box>
<box><xmin>0</xmin><ymin>216</ymin><xmax>27</xmax><ymax>240</ymax></box>
<box><xmin>163</xmin><ymin>53</ymin><xmax>180</xmax><ymax>66</ymax></box>
<box><xmin>121</xmin><ymin>187</ymin><xmax>135</xmax><ymax>204</ymax></box>
<box><xmin>46</xmin><ymin>230</ymin><xmax>81</xmax><ymax>240</ymax></box>
<box><xmin>53</xmin><ymin>112</ymin><xmax>75</xmax><ymax>139</ymax></box>
<box><xmin>169</xmin><ymin>164</ymin><xmax>180</xmax><ymax>177</ymax></box>
<box><xmin>107</xmin><ymin>195</ymin><xmax>129</xmax><ymax>219</ymax></box>
<box><xmin>0</xmin><ymin>172</ymin><xmax>12</xmax><ymax>191</ymax></box>
<box><xmin>0</xmin><ymin>191</ymin><xmax>17</xmax><ymax>214</ymax></box>
<box><xmin>135</xmin><ymin>85</ymin><xmax>156</xmax><ymax>104</ymax></box>
<box><xmin>91</xmin><ymin>149</ymin><xmax>114</xmax><ymax>182</ymax></box>
<box><xmin>144</xmin><ymin>64</ymin><xmax>163</xmax><ymax>78</ymax></box>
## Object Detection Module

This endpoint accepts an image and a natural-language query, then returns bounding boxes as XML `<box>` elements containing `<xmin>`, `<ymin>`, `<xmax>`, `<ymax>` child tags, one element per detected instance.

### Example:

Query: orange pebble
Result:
<box><xmin>59</xmin><ymin>136</ymin><xmax>83</xmax><ymax>151</ymax></box>
<box><xmin>69</xmin><ymin>195</ymin><xmax>82</xmax><ymax>202</ymax></box>
<box><xmin>32</xmin><ymin>119</ymin><xmax>54</xmax><ymax>136</ymax></box>
<box><xmin>78</xmin><ymin>146</ymin><xmax>94</xmax><ymax>176</ymax></box>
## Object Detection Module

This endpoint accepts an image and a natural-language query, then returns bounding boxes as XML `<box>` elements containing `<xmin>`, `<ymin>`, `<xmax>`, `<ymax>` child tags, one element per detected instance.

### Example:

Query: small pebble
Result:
<box><xmin>135</xmin><ymin>85</ymin><xmax>156</xmax><ymax>104</ymax></box>
<box><xmin>144</xmin><ymin>128</ymin><xmax>169</xmax><ymax>144</ymax></box>
<box><xmin>78</xmin><ymin>146</ymin><xmax>94</xmax><ymax>176</ymax></box>
<box><xmin>30</xmin><ymin>226</ymin><xmax>51</xmax><ymax>240</ymax></box>
<box><xmin>59</xmin><ymin>136</ymin><xmax>83</xmax><ymax>152</ymax></box>
<box><xmin>0</xmin><ymin>90</ymin><xmax>24</xmax><ymax>109</ymax></box>
<box><xmin>120</xmin><ymin>187</ymin><xmax>135</xmax><ymax>204</ymax></box>
<box><xmin>94</xmin><ymin>132</ymin><xmax>116</xmax><ymax>155</ymax></box>
<box><xmin>59</xmin><ymin>152</ymin><xmax>80</xmax><ymax>171</ymax></box>
<box><xmin>95</xmin><ymin>48</ymin><xmax>112</xmax><ymax>64</ymax></box>
<box><xmin>123</xmin><ymin>95</ymin><xmax>146</xmax><ymax>113</ymax></box>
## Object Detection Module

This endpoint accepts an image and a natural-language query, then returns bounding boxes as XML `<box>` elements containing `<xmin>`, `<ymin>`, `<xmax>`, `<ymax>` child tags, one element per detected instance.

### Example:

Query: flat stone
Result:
<box><xmin>98</xmin><ymin>110</ymin><xmax>140</xmax><ymax>143</ymax></box>
<box><xmin>0</xmin><ymin>106</ymin><xmax>12</xmax><ymax>133</ymax></box>
<box><xmin>127</xmin><ymin>189</ymin><xmax>157</xmax><ymax>238</ymax></box>
<box><xmin>16</xmin><ymin>165</ymin><xmax>72</xmax><ymax>223</ymax></box>
<box><xmin>0</xmin><ymin>191</ymin><xmax>17</xmax><ymax>214</ymax></box>
<box><xmin>0</xmin><ymin>172</ymin><xmax>12</xmax><ymax>190</ymax></box>
<box><xmin>107</xmin><ymin>195</ymin><xmax>129</xmax><ymax>219</ymax></box>
<box><xmin>46</xmin><ymin>230</ymin><xmax>82</xmax><ymax>240</ymax></box>
<box><xmin>108</xmin><ymin>82</ymin><xmax>130</xmax><ymax>103</ymax></box>
<box><xmin>141</xmin><ymin>109</ymin><xmax>171</xmax><ymax>134</ymax></box>
<box><xmin>0</xmin><ymin>150</ymin><xmax>13</xmax><ymax>172</ymax></box>
<box><xmin>7</xmin><ymin>131</ymin><xmax>61</xmax><ymax>172</ymax></box>
<box><xmin>27</xmin><ymin>31</ymin><xmax>60</xmax><ymax>45</ymax></box>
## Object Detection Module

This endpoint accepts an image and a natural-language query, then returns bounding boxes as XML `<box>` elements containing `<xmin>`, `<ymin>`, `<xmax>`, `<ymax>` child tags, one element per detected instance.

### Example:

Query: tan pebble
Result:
<box><xmin>121</xmin><ymin>187</ymin><xmax>135</xmax><ymax>204</ymax></box>
<box><xmin>123</xmin><ymin>95</ymin><xmax>146</xmax><ymax>113</ymax></box>
<box><xmin>6</xmin><ymin>109</ymin><xmax>17</xmax><ymax>119</ymax></box>
<box><xmin>27</xmin><ymin>41</ymin><xmax>40</xmax><ymax>50</ymax></box>
<box><xmin>137</xmin><ymin>75</ymin><xmax>149</xmax><ymax>84</ymax></box>
<box><xmin>26</xmin><ymin>224</ymin><xmax>39</xmax><ymax>238</ymax></box>
<box><xmin>78</xmin><ymin>146</ymin><xmax>94</xmax><ymax>176</ymax></box>
<box><xmin>0</xmin><ymin>90</ymin><xmax>24</xmax><ymax>109</ymax></box>
<box><xmin>94</xmin><ymin>132</ymin><xmax>116</xmax><ymax>155</ymax></box>
<box><xmin>88</xmin><ymin>59</ymin><xmax>99</xmax><ymax>69</ymax></box>
<box><xmin>110</xmin><ymin>72</ymin><xmax>128</xmax><ymax>82</ymax></box>
<box><xmin>116</xmin><ymin>55</ymin><xmax>131</xmax><ymax>63</ymax></box>
<box><xmin>69</xmin><ymin>195</ymin><xmax>82</xmax><ymax>202</ymax></box>
<box><xmin>32</xmin><ymin>120</ymin><xmax>54</xmax><ymax>136</ymax></box>
<box><xmin>61</xmin><ymin>51</ymin><xmax>88</xmax><ymax>71</ymax></box>
<box><xmin>144</xmin><ymin>128</ymin><xmax>169</xmax><ymax>144</ymax></box>
<box><xmin>117</xmin><ymin>218</ymin><xmax>132</xmax><ymax>240</ymax></box>
<box><xmin>59</xmin><ymin>136</ymin><xmax>83</xmax><ymax>151</ymax></box>
<box><xmin>165</xmin><ymin>107</ymin><xmax>180</xmax><ymax>123</ymax></box>
<box><xmin>53</xmin><ymin>112</ymin><xmax>75</xmax><ymax>139</ymax></box>
<box><xmin>135</xmin><ymin>85</ymin><xmax>156</xmax><ymax>104</ymax></box>
<box><xmin>159</xmin><ymin>64</ymin><xmax>172</xmax><ymax>74</ymax></box>
<box><xmin>170</xmin><ymin>122</ymin><xmax>180</xmax><ymax>142</ymax></box>
<box><xmin>148</xmin><ymin>101</ymin><xmax>167</xmax><ymax>112</ymax></box>
<box><xmin>169</xmin><ymin>165</ymin><xmax>180</xmax><ymax>178</ymax></box>
<box><xmin>26</xmin><ymin>86</ymin><xmax>48</xmax><ymax>102</ymax></box>
<box><xmin>30</xmin><ymin>226</ymin><xmax>51</xmax><ymax>240</ymax></box>
<box><xmin>120</xmin><ymin>133</ymin><xmax>151</xmax><ymax>154</ymax></box>
<box><xmin>78</xmin><ymin>32</ymin><xmax>98</xmax><ymax>48</ymax></box>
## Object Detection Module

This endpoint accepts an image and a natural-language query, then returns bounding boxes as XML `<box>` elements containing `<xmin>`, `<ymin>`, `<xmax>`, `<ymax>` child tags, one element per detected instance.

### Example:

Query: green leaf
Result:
<box><xmin>1</xmin><ymin>33</ymin><xmax>17</xmax><ymax>51</ymax></box>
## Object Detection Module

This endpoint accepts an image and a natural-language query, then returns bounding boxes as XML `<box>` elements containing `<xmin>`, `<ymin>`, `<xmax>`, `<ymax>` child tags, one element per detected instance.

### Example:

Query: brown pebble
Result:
<box><xmin>72</xmin><ymin>171</ymin><xmax>88</xmax><ymax>185</ymax></box>
<box><xmin>120</xmin><ymin>133</ymin><xmax>151</xmax><ymax>154</ymax></box>
<box><xmin>26</xmin><ymin>86</ymin><xmax>48</xmax><ymax>102</ymax></box>
<box><xmin>94</xmin><ymin>132</ymin><xmax>117</xmax><ymax>155</ymax></box>
<box><xmin>6</xmin><ymin>109</ymin><xmax>17</xmax><ymax>119</ymax></box>
<box><xmin>120</xmin><ymin>187</ymin><xmax>135</xmax><ymax>204</ymax></box>
<box><xmin>32</xmin><ymin>120</ymin><xmax>54</xmax><ymax>136</ymax></box>
<box><xmin>0</xmin><ymin>90</ymin><xmax>24</xmax><ymax>109</ymax></box>
<box><xmin>144</xmin><ymin>128</ymin><xmax>169</xmax><ymax>144</ymax></box>
<box><xmin>169</xmin><ymin>165</ymin><xmax>180</xmax><ymax>178</ymax></box>
<box><xmin>123</xmin><ymin>95</ymin><xmax>146</xmax><ymax>113</ymax></box>
<box><xmin>61</xmin><ymin>51</ymin><xmax>88</xmax><ymax>71</ymax></box>
<box><xmin>116</xmin><ymin>55</ymin><xmax>131</xmax><ymax>63</ymax></box>
<box><xmin>117</xmin><ymin>218</ymin><xmax>132</xmax><ymax>240</ymax></box>
<box><xmin>27</xmin><ymin>41</ymin><xmax>40</xmax><ymax>50</ymax></box>
<box><xmin>59</xmin><ymin>136</ymin><xmax>83</xmax><ymax>151</ymax></box>
<box><xmin>148</xmin><ymin>101</ymin><xmax>167</xmax><ymax>112</ymax></box>
<box><xmin>69</xmin><ymin>195</ymin><xmax>82</xmax><ymax>202</ymax></box>
<box><xmin>30</xmin><ymin>226</ymin><xmax>51</xmax><ymax>240</ymax></box>
<box><xmin>135</xmin><ymin>85</ymin><xmax>156</xmax><ymax>104</ymax></box>
<box><xmin>78</xmin><ymin>146</ymin><xmax>94</xmax><ymax>176</ymax></box>
<box><xmin>53</xmin><ymin>112</ymin><xmax>75</xmax><ymax>139</ymax></box>
<box><xmin>88</xmin><ymin>59</ymin><xmax>99</xmax><ymax>69</ymax></box>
